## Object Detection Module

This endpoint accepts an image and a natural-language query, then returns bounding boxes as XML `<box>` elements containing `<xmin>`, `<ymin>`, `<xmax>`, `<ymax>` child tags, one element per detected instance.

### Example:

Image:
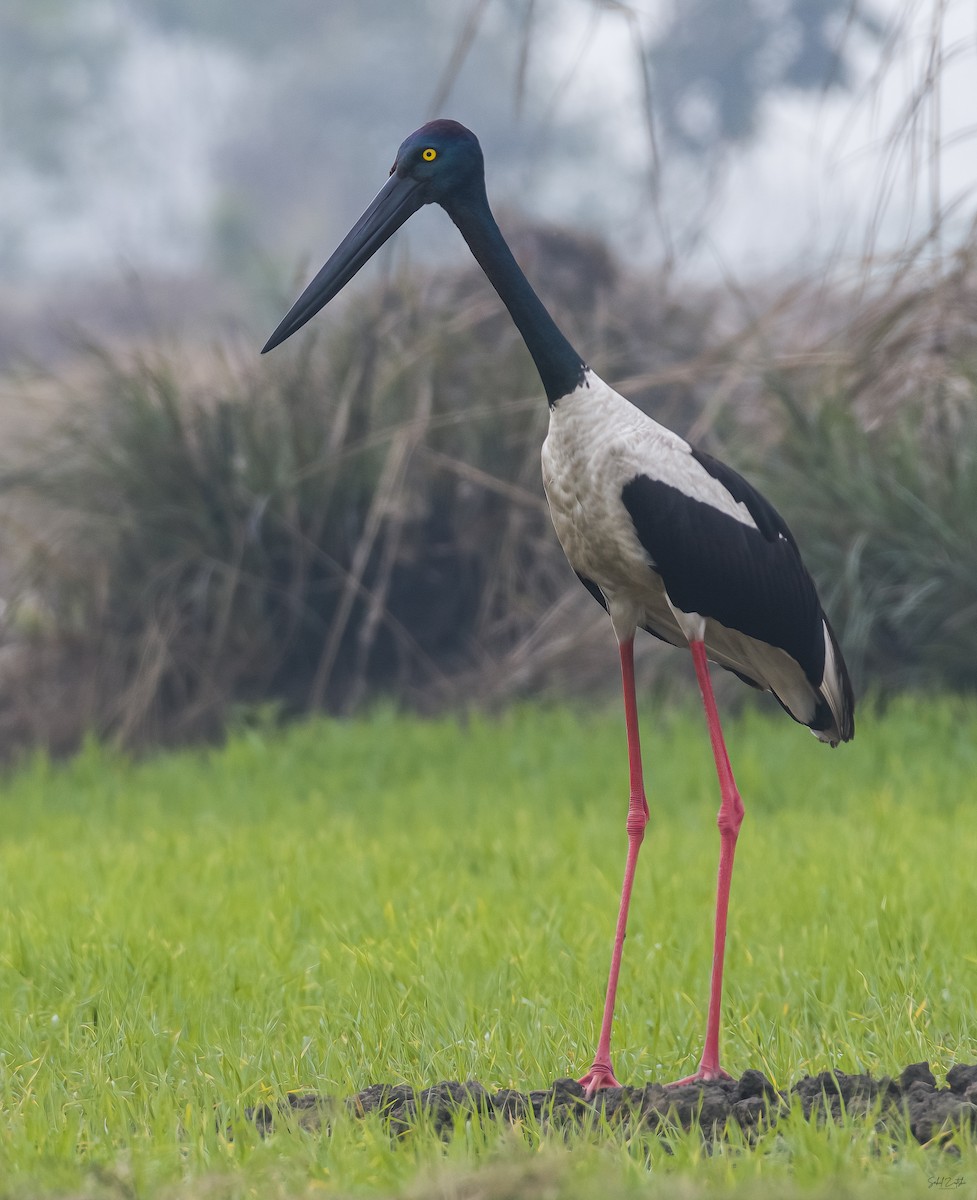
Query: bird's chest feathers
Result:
<box><xmin>541</xmin><ymin>384</ymin><xmax>669</xmax><ymax>586</ymax></box>
<box><xmin>541</xmin><ymin>378</ymin><xmax>758</xmax><ymax>612</ymax></box>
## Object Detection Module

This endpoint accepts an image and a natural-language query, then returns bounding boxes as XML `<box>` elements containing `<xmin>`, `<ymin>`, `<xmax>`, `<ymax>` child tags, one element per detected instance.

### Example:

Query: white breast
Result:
<box><xmin>541</xmin><ymin>371</ymin><xmax>753</xmax><ymax>641</ymax></box>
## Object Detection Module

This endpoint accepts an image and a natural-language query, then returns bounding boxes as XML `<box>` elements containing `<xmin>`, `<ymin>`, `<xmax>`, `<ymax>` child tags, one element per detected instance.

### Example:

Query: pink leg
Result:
<box><xmin>578</xmin><ymin>638</ymin><xmax>650</xmax><ymax>1094</ymax></box>
<box><xmin>672</xmin><ymin>639</ymin><xmax>745</xmax><ymax>1085</ymax></box>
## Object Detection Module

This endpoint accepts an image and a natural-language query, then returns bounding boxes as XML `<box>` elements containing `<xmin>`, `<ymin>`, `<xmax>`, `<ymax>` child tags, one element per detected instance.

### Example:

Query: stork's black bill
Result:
<box><xmin>261</xmin><ymin>119</ymin><xmax>586</xmax><ymax>402</ymax></box>
<box><xmin>262</xmin><ymin>120</ymin><xmax>487</xmax><ymax>354</ymax></box>
<box><xmin>261</xmin><ymin>171</ymin><xmax>427</xmax><ymax>353</ymax></box>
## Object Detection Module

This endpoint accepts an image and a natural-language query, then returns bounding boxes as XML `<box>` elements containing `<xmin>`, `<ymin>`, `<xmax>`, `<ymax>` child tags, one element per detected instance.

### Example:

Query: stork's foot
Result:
<box><xmin>577</xmin><ymin>1059</ymin><xmax>622</xmax><ymax>1094</ymax></box>
<box><xmin>668</xmin><ymin>1064</ymin><xmax>734</xmax><ymax>1087</ymax></box>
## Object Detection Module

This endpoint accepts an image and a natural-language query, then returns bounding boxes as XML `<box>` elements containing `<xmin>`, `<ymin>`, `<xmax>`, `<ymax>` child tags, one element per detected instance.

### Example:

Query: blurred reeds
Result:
<box><xmin>0</xmin><ymin>228</ymin><xmax>714</xmax><ymax>754</ymax></box>
<box><xmin>756</xmin><ymin>227</ymin><xmax>977</xmax><ymax>693</ymax></box>
<box><xmin>1</xmin><ymin>215</ymin><xmax>975</xmax><ymax>758</ymax></box>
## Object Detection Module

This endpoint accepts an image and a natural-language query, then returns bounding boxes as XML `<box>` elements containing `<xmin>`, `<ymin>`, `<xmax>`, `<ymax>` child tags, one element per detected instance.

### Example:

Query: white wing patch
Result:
<box><xmin>643</xmin><ymin>441</ymin><xmax>758</xmax><ymax>531</ymax></box>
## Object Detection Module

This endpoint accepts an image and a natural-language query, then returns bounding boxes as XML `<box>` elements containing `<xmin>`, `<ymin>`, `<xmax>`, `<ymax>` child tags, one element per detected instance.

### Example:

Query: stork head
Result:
<box><xmin>262</xmin><ymin>120</ymin><xmax>484</xmax><ymax>353</ymax></box>
<box><xmin>388</xmin><ymin>119</ymin><xmax>484</xmax><ymax>205</ymax></box>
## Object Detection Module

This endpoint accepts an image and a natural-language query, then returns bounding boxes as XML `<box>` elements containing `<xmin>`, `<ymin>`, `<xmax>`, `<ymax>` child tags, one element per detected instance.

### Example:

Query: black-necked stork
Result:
<box><xmin>262</xmin><ymin>120</ymin><xmax>855</xmax><ymax>1092</ymax></box>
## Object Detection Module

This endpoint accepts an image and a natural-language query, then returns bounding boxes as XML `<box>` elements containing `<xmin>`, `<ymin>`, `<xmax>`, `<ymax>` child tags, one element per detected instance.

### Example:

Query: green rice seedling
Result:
<box><xmin>0</xmin><ymin>695</ymin><xmax>975</xmax><ymax>1196</ymax></box>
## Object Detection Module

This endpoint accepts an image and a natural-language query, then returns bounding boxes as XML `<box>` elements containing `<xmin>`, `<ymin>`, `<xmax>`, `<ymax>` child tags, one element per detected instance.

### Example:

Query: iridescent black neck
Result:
<box><xmin>442</xmin><ymin>182</ymin><xmax>587</xmax><ymax>406</ymax></box>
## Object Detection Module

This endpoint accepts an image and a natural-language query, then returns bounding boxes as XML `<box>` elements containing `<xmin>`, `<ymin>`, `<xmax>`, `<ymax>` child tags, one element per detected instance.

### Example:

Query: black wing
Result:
<box><xmin>620</xmin><ymin>460</ymin><xmax>826</xmax><ymax>688</ymax></box>
<box><xmin>690</xmin><ymin>447</ymin><xmax>799</xmax><ymax>548</ymax></box>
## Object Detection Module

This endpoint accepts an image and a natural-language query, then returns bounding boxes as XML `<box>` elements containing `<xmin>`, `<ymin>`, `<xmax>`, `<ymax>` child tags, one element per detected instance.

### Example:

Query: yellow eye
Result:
<box><xmin>422</xmin><ymin>147</ymin><xmax>437</xmax><ymax>162</ymax></box>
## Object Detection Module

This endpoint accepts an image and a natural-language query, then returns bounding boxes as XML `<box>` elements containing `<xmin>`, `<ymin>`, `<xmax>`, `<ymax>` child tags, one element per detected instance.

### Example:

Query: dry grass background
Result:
<box><xmin>0</xmin><ymin>0</ymin><xmax>975</xmax><ymax>760</ymax></box>
<box><xmin>0</xmin><ymin>217</ymin><xmax>975</xmax><ymax>759</ymax></box>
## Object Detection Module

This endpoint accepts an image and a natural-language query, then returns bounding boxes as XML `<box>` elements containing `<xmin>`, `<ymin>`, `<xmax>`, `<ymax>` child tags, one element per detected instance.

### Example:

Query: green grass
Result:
<box><xmin>1</xmin><ymin>692</ymin><xmax>976</xmax><ymax>1197</ymax></box>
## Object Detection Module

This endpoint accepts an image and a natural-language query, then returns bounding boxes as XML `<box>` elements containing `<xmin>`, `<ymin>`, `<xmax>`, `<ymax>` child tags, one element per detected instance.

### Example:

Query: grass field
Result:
<box><xmin>0</xmin><ymin>691</ymin><xmax>975</xmax><ymax>1198</ymax></box>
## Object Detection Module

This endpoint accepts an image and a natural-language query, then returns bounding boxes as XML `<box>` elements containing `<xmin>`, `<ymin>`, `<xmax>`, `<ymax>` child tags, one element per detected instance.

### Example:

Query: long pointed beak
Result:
<box><xmin>262</xmin><ymin>172</ymin><xmax>426</xmax><ymax>353</ymax></box>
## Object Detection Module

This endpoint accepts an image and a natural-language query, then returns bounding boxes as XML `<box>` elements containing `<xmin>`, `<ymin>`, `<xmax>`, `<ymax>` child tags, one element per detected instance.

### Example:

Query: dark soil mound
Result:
<box><xmin>249</xmin><ymin>1061</ymin><xmax>977</xmax><ymax>1149</ymax></box>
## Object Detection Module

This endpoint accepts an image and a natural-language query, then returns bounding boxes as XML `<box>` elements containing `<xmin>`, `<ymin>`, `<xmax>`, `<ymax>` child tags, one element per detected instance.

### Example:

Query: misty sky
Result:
<box><xmin>2</xmin><ymin>0</ymin><xmax>975</xmax><ymax>290</ymax></box>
